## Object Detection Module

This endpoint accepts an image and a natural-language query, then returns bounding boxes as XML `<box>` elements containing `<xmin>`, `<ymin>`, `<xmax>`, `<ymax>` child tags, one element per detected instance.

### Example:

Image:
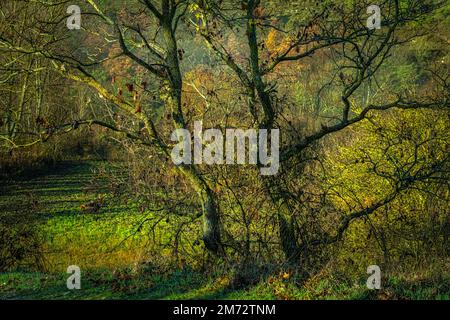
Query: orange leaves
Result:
<box><xmin>135</xmin><ymin>94</ymin><xmax>142</xmax><ymax>113</ymax></box>
<box><xmin>253</xmin><ymin>6</ymin><xmax>264</xmax><ymax>19</ymax></box>
<box><xmin>113</xmin><ymin>80</ymin><xmax>146</xmax><ymax>113</ymax></box>
<box><xmin>135</xmin><ymin>104</ymin><xmax>142</xmax><ymax>114</ymax></box>
<box><xmin>264</xmin><ymin>29</ymin><xmax>291</xmax><ymax>59</ymax></box>
<box><xmin>267</xmin><ymin>270</ymin><xmax>294</xmax><ymax>300</ymax></box>
<box><xmin>266</xmin><ymin>29</ymin><xmax>278</xmax><ymax>52</ymax></box>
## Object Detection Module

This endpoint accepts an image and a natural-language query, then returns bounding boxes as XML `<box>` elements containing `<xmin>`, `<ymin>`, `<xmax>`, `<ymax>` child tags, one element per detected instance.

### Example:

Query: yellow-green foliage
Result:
<box><xmin>322</xmin><ymin>109</ymin><xmax>448</xmax><ymax>275</ymax></box>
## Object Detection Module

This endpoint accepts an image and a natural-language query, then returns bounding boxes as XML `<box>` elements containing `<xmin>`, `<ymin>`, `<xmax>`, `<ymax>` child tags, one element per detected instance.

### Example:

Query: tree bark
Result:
<box><xmin>159</xmin><ymin>7</ymin><xmax>223</xmax><ymax>255</ymax></box>
<box><xmin>201</xmin><ymin>186</ymin><xmax>222</xmax><ymax>254</ymax></box>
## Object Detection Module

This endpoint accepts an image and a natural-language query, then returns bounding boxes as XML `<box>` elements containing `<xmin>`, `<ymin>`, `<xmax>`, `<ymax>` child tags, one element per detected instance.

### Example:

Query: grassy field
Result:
<box><xmin>0</xmin><ymin>161</ymin><xmax>448</xmax><ymax>300</ymax></box>
<box><xmin>1</xmin><ymin>267</ymin><xmax>448</xmax><ymax>300</ymax></box>
<box><xmin>0</xmin><ymin>161</ymin><xmax>148</xmax><ymax>270</ymax></box>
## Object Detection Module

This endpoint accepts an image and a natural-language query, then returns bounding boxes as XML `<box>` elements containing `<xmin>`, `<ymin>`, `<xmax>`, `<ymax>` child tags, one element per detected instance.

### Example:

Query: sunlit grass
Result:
<box><xmin>0</xmin><ymin>161</ymin><xmax>151</xmax><ymax>271</ymax></box>
<box><xmin>1</xmin><ymin>161</ymin><xmax>447</xmax><ymax>300</ymax></box>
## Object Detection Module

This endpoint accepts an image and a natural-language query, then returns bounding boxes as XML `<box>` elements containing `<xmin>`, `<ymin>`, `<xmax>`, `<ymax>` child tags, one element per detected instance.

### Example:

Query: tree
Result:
<box><xmin>0</xmin><ymin>0</ymin><xmax>447</xmax><ymax>263</ymax></box>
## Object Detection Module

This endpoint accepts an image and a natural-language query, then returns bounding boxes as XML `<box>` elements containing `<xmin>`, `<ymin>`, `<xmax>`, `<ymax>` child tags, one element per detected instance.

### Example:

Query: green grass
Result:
<box><xmin>0</xmin><ymin>161</ymin><xmax>152</xmax><ymax>271</ymax></box>
<box><xmin>0</xmin><ymin>161</ymin><xmax>448</xmax><ymax>300</ymax></box>
<box><xmin>1</xmin><ymin>268</ymin><xmax>447</xmax><ymax>300</ymax></box>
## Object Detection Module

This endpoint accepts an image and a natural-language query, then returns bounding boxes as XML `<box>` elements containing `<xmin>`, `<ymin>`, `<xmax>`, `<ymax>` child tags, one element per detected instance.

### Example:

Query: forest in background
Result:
<box><xmin>0</xmin><ymin>0</ymin><xmax>449</xmax><ymax>300</ymax></box>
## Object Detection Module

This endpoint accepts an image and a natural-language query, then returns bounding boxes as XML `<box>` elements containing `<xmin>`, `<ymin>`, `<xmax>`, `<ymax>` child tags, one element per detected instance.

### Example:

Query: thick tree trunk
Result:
<box><xmin>278</xmin><ymin>212</ymin><xmax>300</xmax><ymax>263</ymax></box>
<box><xmin>263</xmin><ymin>177</ymin><xmax>301</xmax><ymax>263</ymax></box>
<box><xmin>177</xmin><ymin>165</ymin><xmax>222</xmax><ymax>255</ymax></box>
<box><xmin>160</xmin><ymin>8</ymin><xmax>222</xmax><ymax>256</ymax></box>
<box><xmin>245</xmin><ymin>0</ymin><xmax>300</xmax><ymax>263</ymax></box>
<box><xmin>201</xmin><ymin>187</ymin><xmax>222</xmax><ymax>255</ymax></box>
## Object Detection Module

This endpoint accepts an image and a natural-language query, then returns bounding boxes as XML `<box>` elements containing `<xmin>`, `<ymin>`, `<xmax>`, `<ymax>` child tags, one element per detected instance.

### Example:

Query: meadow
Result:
<box><xmin>0</xmin><ymin>161</ymin><xmax>448</xmax><ymax>300</ymax></box>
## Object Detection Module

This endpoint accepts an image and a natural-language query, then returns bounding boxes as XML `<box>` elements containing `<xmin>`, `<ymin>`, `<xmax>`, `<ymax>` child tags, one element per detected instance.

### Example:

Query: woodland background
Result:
<box><xmin>0</xmin><ymin>0</ymin><xmax>448</xmax><ymax>299</ymax></box>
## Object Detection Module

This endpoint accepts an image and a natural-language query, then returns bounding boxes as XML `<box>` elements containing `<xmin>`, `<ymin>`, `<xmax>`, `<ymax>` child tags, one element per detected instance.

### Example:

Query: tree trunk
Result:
<box><xmin>278</xmin><ymin>213</ymin><xmax>300</xmax><ymax>263</ymax></box>
<box><xmin>263</xmin><ymin>176</ymin><xmax>301</xmax><ymax>263</ymax></box>
<box><xmin>201</xmin><ymin>187</ymin><xmax>222</xmax><ymax>255</ymax></box>
<box><xmin>177</xmin><ymin>165</ymin><xmax>222</xmax><ymax>255</ymax></box>
<box><xmin>160</xmin><ymin>7</ymin><xmax>222</xmax><ymax>256</ymax></box>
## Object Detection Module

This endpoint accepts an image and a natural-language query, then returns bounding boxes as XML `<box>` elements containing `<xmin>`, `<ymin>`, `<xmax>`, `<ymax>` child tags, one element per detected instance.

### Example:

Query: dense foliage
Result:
<box><xmin>0</xmin><ymin>0</ymin><xmax>448</xmax><ymax>299</ymax></box>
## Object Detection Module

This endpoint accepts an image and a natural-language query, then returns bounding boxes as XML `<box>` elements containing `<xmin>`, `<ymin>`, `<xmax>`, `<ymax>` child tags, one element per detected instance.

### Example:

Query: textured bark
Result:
<box><xmin>278</xmin><ymin>213</ymin><xmax>300</xmax><ymax>263</ymax></box>
<box><xmin>201</xmin><ymin>187</ymin><xmax>222</xmax><ymax>254</ymax></box>
<box><xmin>179</xmin><ymin>165</ymin><xmax>222</xmax><ymax>255</ymax></box>
<box><xmin>159</xmin><ymin>7</ymin><xmax>222</xmax><ymax>255</ymax></box>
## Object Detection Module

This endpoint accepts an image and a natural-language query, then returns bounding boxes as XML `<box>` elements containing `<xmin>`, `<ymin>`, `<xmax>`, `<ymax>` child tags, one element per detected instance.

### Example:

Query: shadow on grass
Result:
<box><xmin>0</xmin><ymin>269</ymin><xmax>217</xmax><ymax>300</ymax></box>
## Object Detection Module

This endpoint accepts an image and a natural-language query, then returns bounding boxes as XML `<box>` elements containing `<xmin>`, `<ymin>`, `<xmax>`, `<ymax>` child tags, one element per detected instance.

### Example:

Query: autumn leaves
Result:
<box><xmin>112</xmin><ymin>77</ymin><xmax>148</xmax><ymax>114</ymax></box>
